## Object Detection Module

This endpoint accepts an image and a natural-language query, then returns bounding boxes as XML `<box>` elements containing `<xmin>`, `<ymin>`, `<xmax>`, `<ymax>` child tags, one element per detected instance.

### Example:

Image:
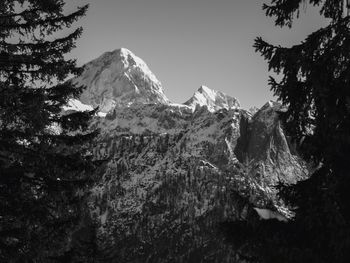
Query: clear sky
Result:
<box><xmin>66</xmin><ymin>0</ymin><xmax>328</xmax><ymax>108</ymax></box>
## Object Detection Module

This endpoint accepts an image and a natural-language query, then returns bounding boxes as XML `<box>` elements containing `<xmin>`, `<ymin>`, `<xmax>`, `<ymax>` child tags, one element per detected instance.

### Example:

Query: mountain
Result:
<box><xmin>73</xmin><ymin>48</ymin><xmax>169</xmax><ymax>113</ymax></box>
<box><xmin>65</xmin><ymin>49</ymin><xmax>308</xmax><ymax>262</ymax></box>
<box><xmin>184</xmin><ymin>85</ymin><xmax>240</xmax><ymax>112</ymax></box>
<box><xmin>87</xmin><ymin>102</ymin><xmax>305</xmax><ymax>262</ymax></box>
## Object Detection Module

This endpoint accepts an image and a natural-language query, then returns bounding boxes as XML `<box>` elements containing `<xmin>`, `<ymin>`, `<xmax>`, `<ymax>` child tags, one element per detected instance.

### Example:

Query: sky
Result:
<box><xmin>65</xmin><ymin>0</ymin><xmax>328</xmax><ymax>109</ymax></box>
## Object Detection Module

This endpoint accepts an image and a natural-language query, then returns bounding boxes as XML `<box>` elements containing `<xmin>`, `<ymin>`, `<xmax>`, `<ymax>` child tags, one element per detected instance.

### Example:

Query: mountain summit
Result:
<box><xmin>184</xmin><ymin>85</ymin><xmax>240</xmax><ymax>112</ymax></box>
<box><xmin>73</xmin><ymin>48</ymin><xmax>169</xmax><ymax>113</ymax></box>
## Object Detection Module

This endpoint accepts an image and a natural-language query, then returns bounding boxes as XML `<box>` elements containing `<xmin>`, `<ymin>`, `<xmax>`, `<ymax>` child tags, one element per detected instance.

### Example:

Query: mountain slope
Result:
<box><xmin>88</xmin><ymin>104</ymin><xmax>306</xmax><ymax>262</ymax></box>
<box><xmin>89</xmin><ymin>106</ymin><xmax>249</xmax><ymax>262</ymax></box>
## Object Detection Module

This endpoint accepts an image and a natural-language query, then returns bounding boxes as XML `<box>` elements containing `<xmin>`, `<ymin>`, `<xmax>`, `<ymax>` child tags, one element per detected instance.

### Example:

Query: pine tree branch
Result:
<box><xmin>0</xmin><ymin>8</ymin><xmax>40</xmax><ymax>19</ymax></box>
<box><xmin>263</xmin><ymin>0</ymin><xmax>304</xmax><ymax>27</ymax></box>
<box><xmin>0</xmin><ymin>27</ymin><xmax>83</xmax><ymax>54</ymax></box>
<box><xmin>1</xmin><ymin>59</ymin><xmax>81</xmax><ymax>81</ymax></box>
<box><xmin>263</xmin><ymin>0</ymin><xmax>346</xmax><ymax>27</ymax></box>
<box><xmin>0</xmin><ymin>5</ymin><xmax>88</xmax><ymax>33</ymax></box>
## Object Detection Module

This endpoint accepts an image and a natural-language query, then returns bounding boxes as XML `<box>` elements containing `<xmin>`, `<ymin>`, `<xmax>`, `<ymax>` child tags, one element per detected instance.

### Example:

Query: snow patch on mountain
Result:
<box><xmin>254</xmin><ymin>208</ymin><xmax>288</xmax><ymax>222</ymax></box>
<box><xmin>63</xmin><ymin>99</ymin><xmax>93</xmax><ymax>112</ymax></box>
<box><xmin>63</xmin><ymin>99</ymin><xmax>107</xmax><ymax>117</ymax></box>
<box><xmin>185</xmin><ymin>85</ymin><xmax>240</xmax><ymax>112</ymax></box>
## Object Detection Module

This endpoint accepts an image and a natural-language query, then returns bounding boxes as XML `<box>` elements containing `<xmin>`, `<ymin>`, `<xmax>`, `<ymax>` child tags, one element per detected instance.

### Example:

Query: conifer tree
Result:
<box><xmin>0</xmin><ymin>1</ymin><xmax>97</xmax><ymax>261</ymax></box>
<box><xmin>226</xmin><ymin>1</ymin><xmax>350</xmax><ymax>262</ymax></box>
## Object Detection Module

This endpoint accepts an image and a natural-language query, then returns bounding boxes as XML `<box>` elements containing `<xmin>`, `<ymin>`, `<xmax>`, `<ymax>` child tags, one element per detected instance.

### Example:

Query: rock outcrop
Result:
<box><xmin>235</xmin><ymin>101</ymin><xmax>307</xmax><ymax>185</ymax></box>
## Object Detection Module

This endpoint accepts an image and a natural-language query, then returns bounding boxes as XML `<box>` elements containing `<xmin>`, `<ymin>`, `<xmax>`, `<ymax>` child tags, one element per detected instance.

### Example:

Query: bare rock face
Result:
<box><xmin>73</xmin><ymin>48</ymin><xmax>169</xmax><ymax>113</ymax></box>
<box><xmin>235</xmin><ymin>101</ymin><xmax>308</xmax><ymax>186</ymax></box>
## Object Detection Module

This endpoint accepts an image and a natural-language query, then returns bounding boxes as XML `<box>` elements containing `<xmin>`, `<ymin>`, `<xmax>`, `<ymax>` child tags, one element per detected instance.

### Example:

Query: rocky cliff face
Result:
<box><xmin>68</xmin><ymin>49</ymin><xmax>307</xmax><ymax>262</ymax></box>
<box><xmin>235</xmin><ymin>101</ymin><xmax>307</xmax><ymax>185</ymax></box>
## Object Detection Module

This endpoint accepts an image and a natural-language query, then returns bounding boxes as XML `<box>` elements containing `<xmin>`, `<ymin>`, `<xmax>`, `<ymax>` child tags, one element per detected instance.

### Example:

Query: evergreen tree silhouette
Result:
<box><xmin>0</xmin><ymin>1</ymin><xmax>97</xmax><ymax>262</ymax></box>
<box><xmin>225</xmin><ymin>1</ymin><xmax>350</xmax><ymax>262</ymax></box>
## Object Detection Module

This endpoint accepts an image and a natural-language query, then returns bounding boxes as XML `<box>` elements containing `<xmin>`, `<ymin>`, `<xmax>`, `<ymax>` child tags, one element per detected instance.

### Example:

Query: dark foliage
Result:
<box><xmin>226</xmin><ymin>1</ymin><xmax>350</xmax><ymax>262</ymax></box>
<box><xmin>0</xmin><ymin>1</ymin><xmax>97</xmax><ymax>262</ymax></box>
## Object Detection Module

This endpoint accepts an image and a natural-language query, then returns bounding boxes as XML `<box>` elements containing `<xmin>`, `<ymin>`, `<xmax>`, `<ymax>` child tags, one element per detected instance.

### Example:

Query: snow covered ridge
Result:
<box><xmin>185</xmin><ymin>85</ymin><xmax>240</xmax><ymax>112</ymax></box>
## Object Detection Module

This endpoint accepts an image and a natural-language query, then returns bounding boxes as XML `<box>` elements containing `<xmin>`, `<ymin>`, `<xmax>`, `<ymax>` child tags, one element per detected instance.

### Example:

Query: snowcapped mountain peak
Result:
<box><xmin>114</xmin><ymin>48</ymin><xmax>161</xmax><ymax>84</ymax></box>
<box><xmin>119</xmin><ymin>47</ymin><xmax>131</xmax><ymax>55</ymax></box>
<box><xmin>184</xmin><ymin>85</ymin><xmax>240</xmax><ymax>112</ymax></box>
<box><xmin>198</xmin><ymin>85</ymin><xmax>216</xmax><ymax>100</ymax></box>
<box><xmin>198</xmin><ymin>85</ymin><xmax>210</xmax><ymax>92</ymax></box>
<box><xmin>73</xmin><ymin>48</ymin><xmax>169</xmax><ymax>113</ymax></box>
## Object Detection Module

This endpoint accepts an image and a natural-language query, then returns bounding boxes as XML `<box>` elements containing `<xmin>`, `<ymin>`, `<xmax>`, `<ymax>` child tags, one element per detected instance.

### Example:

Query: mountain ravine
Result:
<box><xmin>68</xmin><ymin>48</ymin><xmax>308</xmax><ymax>262</ymax></box>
